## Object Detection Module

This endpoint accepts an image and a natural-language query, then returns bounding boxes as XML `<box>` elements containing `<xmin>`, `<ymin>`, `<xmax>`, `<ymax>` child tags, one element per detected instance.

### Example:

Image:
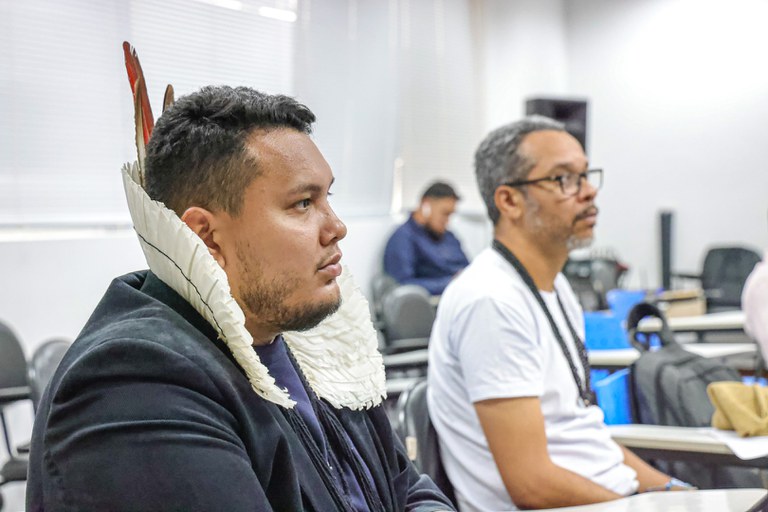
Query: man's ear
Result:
<box><xmin>420</xmin><ymin>200</ymin><xmax>432</xmax><ymax>217</ymax></box>
<box><xmin>494</xmin><ymin>186</ymin><xmax>525</xmax><ymax>222</ymax></box>
<box><xmin>181</xmin><ymin>207</ymin><xmax>227</xmax><ymax>268</ymax></box>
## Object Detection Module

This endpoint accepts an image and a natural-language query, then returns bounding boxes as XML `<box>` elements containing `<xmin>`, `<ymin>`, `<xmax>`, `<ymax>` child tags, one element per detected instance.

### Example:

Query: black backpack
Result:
<box><xmin>627</xmin><ymin>302</ymin><xmax>760</xmax><ymax>488</ymax></box>
<box><xmin>627</xmin><ymin>302</ymin><xmax>741</xmax><ymax>426</ymax></box>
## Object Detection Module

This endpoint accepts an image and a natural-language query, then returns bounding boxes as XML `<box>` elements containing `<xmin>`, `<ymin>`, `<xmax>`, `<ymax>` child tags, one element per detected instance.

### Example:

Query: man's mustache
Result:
<box><xmin>574</xmin><ymin>206</ymin><xmax>599</xmax><ymax>222</ymax></box>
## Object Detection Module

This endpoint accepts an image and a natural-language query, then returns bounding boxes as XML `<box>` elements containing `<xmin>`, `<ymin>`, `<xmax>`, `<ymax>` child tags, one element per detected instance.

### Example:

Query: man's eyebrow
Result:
<box><xmin>287</xmin><ymin>177</ymin><xmax>335</xmax><ymax>195</ymax></box>
<box><xmin>547</xmin><ymin>162</ymin><xmax>589</xmax><ymax>175</ymax></box>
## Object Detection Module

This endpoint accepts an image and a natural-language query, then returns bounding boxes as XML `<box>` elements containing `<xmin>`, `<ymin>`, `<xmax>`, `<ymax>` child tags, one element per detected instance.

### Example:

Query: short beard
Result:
<box><xmin>567</xmin><ymin>235</ymin><xmax>594</xmax><ymax>251</ymax></box>
<box><xmin>524</xmin><ymin>195</ymin><xmax>594</xmax><ymax>251</ymax></box>
<box><xmin>236</xmin><ymin>244</ymin><xmax>341</xmax><ymax>333</ymax></box>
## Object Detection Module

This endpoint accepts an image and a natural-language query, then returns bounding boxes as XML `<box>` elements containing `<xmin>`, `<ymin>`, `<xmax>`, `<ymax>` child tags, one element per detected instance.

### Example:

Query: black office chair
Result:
<box><xmin>563</xmin><ymin>256</ymin><xmax>628</xmax><ymax>311</ymax></box>
<box><xmin>370</xmin><ymin>272</ymin><xmax>399</xmax><ymax>331</ymax></box>
<box><xmin>0</xmin><ymin>321</ymin><xmax>31</xmax><ymax>489</ymax></box>
<box><xmin>674</xmin><ymin>246</ymin><xmax>761</xmax><ymax>312</ymax></box>
<box><xmin>395</xmin><ymin>380</ymin><xmax>455</xmax><ymax>505</ymax></box>
<box><xmin>380</xmin><ymin>285</ymin><xmax>434</xmax><ymax>354</ymax></box>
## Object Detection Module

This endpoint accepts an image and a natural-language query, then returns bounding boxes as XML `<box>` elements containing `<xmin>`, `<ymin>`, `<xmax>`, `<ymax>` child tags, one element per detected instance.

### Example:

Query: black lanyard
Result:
<box><xmin>492</xmin><ymin>240</ymin><xmax>596</xmax><ymax>407</ymax></box>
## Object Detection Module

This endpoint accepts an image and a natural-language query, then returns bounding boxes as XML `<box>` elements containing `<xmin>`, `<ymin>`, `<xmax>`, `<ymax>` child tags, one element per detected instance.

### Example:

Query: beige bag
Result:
<box><xmin>707</xmin><ymin>381</ymin><xmax>768</xmax><ymax>437</ymax></box>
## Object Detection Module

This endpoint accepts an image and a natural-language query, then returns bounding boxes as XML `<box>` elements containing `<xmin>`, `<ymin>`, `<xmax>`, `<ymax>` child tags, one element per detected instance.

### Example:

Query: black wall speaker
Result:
<box><xmin>525</xmin><ymin>98</ymin><xmax>588</xmax><ymax>151</ymax></box>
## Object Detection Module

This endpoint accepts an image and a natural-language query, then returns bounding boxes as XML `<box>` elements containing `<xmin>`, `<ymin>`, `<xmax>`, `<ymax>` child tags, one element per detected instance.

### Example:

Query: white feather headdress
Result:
<box><xmin>121</xmin><ymin>162</ymin><xmax>385</xmax><ymax>410</ymax></box>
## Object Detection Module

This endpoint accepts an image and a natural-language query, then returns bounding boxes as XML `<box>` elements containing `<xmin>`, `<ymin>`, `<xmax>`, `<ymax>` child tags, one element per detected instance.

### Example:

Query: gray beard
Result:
<box><xmin>524</xmin><ymin>196</ymin><xmax>594</xmax><ymax>252</ymax></box>
<box><xmin>567</xmin><ymin>234</ymin><xmax>594</xmax><ymax>251</ymax></box>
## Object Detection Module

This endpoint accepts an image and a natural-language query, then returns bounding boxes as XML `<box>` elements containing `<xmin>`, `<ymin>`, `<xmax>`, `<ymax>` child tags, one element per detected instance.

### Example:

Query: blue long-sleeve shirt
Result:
<box><xmin>383</xmin><ymin>215</ymin><xmax>469</xmax><ymax>295</ymax></box>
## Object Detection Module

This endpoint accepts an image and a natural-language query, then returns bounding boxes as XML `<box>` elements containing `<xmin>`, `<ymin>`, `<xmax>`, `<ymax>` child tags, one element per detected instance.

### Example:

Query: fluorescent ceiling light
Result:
<box><xmin>258</xmin><ymin>6</ymin><xmax>297</xmax><ymax>22</ymax></box>
<box><xmin>195</xmin><ymin>0</ymin><xmax>243</xmax><ymax>11</ymax></box>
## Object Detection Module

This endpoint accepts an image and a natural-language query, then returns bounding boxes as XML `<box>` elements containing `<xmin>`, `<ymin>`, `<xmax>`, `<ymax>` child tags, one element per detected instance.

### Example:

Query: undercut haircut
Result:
<box><xmin>474</xmin><ymin>115</ymin><xmax>565</xmax><ymax>225</ymax></box>
<box><xmin>144</xmin><ymin>85</ymin><xmax>316</xmax><ymax>216</ymax></box>
<box><xmin>421</xmin><ymin>181</ymin><xmax>460</xmax><ymax>201</ymax></box>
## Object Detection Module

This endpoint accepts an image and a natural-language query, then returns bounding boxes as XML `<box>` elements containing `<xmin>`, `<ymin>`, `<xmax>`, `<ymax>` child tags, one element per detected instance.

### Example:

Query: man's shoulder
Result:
<box><xmin>72</xmin><ymin>274</ymin><xmax>225</xmax><ymax>370</ymax></box>
<box><xmin>388</xmin><ymin>217</ymin><xmax>419</xmax><ymax>240</ymax></box>
<box><xmin>449</xmin><ymin>250</ymin><xmax>523</xmax><ymax>293</ymax></box>
<box><xmin>442</xmin><ymin>252</ymin><xmax>533</xmax><ymax>314</ymax></box>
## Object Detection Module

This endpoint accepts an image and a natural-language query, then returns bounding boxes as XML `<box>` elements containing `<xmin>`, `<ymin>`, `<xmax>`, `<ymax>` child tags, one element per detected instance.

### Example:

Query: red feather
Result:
<box><xmin>122</xmin><ymin>41</ymin><xmax>154</xmax><ymax>145</ymax></box>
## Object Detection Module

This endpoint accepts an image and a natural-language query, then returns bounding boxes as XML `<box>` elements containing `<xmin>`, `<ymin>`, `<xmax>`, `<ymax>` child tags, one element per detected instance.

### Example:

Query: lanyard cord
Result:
<box><xmin>492</xmin><ymin>240</ymin><xmax>595</xmax><ymax>406</ymax></box>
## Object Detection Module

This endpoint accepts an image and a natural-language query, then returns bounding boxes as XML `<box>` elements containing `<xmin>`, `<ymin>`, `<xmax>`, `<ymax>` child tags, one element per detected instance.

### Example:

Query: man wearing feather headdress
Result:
<box><xmin>26</xmin><ymin>61</ymin><xmax>453</xmax><ymax>510</ymax></box>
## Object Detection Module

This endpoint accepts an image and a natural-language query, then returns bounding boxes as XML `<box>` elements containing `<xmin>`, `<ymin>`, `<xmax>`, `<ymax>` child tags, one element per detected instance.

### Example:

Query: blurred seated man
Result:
<box><xmin>26</xmin><ymin>86</ymin><xmax>455</xmax><ymax>512</ymax></box>
<box><xmin>428</xmin><ymin>116</ymin><xmax>684</xmax><ymax>511</ymax></box>
<box><xmin>383</xmin><ymin>181</ymin><xmax>469</xmax><ymax>295</ymax></box>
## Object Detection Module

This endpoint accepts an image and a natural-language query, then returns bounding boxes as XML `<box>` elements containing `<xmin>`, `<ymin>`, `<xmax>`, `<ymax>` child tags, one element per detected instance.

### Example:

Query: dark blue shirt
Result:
<box><xmin>254</xmin><ymin>336</ymin><xmax>374</xmax><ymax>512</ymax></box>
<box><xmin>383</xmin><ymin>215</ymin><xmax>469</xmax><ymax>295</ymax></box>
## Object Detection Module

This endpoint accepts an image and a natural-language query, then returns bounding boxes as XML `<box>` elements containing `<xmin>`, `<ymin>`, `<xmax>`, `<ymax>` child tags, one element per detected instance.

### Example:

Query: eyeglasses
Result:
<box><xmin>502</xmin><ymin>168</ymin><xmax>603</xmax><ymax>197</ymax></box>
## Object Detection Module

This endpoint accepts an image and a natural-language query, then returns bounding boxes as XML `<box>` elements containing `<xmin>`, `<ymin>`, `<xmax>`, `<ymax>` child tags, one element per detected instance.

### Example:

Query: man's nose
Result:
<box><xmin>321</xmin><ymin>207</ymin><xmax>347</xmax><ymax>245</ymax></box>
<box><xmin>579</xmin><ymin>176</ymin><xmax>598</xmax><ymax>201</ymax></box>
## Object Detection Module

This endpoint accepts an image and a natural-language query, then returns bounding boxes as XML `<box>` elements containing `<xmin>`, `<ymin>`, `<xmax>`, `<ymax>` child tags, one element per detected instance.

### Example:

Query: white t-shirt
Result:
<box><xmin>743</xmin><ymin>251</ymin><xmax>768</xmax><ymax>360</ymax></box>
<box><xmin>427</xmin><ymin>248</ymin><xmax>638</xmax><ymax>512</ymax></box>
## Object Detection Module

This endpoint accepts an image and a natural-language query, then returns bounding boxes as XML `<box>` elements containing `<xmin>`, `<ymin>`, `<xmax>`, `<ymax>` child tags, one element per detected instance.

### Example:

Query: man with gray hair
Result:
<box><xmin>427</xmin><ymin>116</ymin><xmax>681</xmax><ymax>510</ymax></box>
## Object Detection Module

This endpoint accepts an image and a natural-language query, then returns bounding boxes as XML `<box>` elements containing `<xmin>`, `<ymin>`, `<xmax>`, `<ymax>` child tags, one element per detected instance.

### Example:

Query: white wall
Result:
<box><xmin>481</xmin><ymin>0</ymin><xmax>768</xmax><ymax>287</ymax></box>
<box><xmin>478</xmin><ymin>0</ymin><xmax>569</xmax><ymax>132</ymax></box>
<box><xmin>566</xmin><ymin>0</ymin><xmax>768</xmax><ymax>286</ymax></box>
<box><xmin>0</xmin><ymin>231</ymin><xmax>145</xmax><ymax>353</ymax></box>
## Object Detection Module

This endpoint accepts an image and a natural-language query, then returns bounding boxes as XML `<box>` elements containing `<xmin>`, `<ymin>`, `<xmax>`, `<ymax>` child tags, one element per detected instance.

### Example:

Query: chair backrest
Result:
<box><xmin>563</xmin><ymin>273</ymin><xmax>602</xmax><ymax>312</ymax></box>
<box><xmin>28</xmin><ymin>338</ymin><xmax>71</xmax><ymax>409</ymax></box>
<box><xmin>590</xmin><ymin>258</ymin><xmax>627</xmax><ymax>296</ymax></box>
<box><xmin>395</xmin><ymin>379</ymin><xmax>455</xmax><ymax>504</ymax></box>
<box><xmin>371</xmin><ymin>272</ymin><xmax>399</xmax><ymax>322</ymax></box>
<box><xmin>563</xmin><ymin>259</ymin><xmax>604</xmax><ymax>311</ymax></box>
<box><xmin>700</xmin><ymin>246</ymin><xmax>761</xmax><ymax>308</ymax></box>
<box><xmin>563</xmin><ymin>257</ymin><xmax>628</xmax><ymax>311</ymax></box>
<box><xmin>0</xmin><ymin>320</ymin><xmax>29</xmax><ymax>458</ymax></box>
<box><xmin>0</xmin><ymin>320</ymin><xmax>28</xmax><ymax>391</ymax></box>
<box><xmin>381</xmin><ymin>285</ymin><xmax>435</xmax><ymax>343</ymax></box>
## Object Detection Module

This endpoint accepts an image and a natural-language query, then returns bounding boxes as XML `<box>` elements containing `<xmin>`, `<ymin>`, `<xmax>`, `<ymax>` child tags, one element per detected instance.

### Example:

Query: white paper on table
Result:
<box><xmin>710</xmin><ymin>429</ymin><xmax>768</xmax><ymax>460</ymax></box>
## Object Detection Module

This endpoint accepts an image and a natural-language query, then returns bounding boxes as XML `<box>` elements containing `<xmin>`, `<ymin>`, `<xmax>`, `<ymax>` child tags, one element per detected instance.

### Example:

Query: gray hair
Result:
<box><xmin>474</xmin><ymin>115</ymin><xmax>565</xmax><ymax>225</ymax></box>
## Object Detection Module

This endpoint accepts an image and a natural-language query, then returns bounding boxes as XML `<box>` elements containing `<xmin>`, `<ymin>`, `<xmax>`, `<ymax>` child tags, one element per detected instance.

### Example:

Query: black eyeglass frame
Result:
<box><xmin>501</xmin><ymin>168</ymin><xmax>603</xmax><ymax>196</ymax></box>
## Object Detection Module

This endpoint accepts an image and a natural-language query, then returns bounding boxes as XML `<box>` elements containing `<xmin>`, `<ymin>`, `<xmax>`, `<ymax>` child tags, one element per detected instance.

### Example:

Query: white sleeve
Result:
<box><xmin>453</xmin><ymin>292</ymin><xmax>544</xmax><ymax>403</ymax></box>
<box><xmin>743</xmin><ymin>262</ymin><xmax>768</xmax><ymax>355</ymax></box>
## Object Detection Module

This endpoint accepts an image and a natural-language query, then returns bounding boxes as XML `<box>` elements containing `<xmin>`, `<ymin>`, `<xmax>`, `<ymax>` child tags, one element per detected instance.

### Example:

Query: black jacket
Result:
<box><xmin>27</xmin><ymin>271</ymin><xmax>452</xmax><ymax>511</ymax></box>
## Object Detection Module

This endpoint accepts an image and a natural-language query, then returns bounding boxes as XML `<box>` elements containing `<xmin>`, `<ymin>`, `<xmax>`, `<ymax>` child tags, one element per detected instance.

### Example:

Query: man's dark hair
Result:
<box><xmin>144</xmin><ymin>85</ymin><xmax>316</xmax><ymax>216</ymax></box>
<box><xmin>474</xmin><ymin>115</ymin><xmax>564</xmax><ymax>225</ymax></box>
<box><xmin>421</xmin><ymin>181</ymin><xmax>460</xmax><ymax>201</ymax></box>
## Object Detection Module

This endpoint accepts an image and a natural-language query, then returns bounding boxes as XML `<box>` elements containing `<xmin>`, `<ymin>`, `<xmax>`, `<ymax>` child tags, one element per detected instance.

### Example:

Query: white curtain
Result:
<box><xmin>0</xmin><ymin>0</ymin><xmax>483</xmax><ymax>224</ymax></box>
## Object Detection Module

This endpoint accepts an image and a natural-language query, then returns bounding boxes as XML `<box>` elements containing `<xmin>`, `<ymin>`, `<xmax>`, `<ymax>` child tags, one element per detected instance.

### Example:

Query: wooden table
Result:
<box><xmin>609</xmin><ymin>424</ymin><xmax>768</xmax><ymax>469</ymax></box>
